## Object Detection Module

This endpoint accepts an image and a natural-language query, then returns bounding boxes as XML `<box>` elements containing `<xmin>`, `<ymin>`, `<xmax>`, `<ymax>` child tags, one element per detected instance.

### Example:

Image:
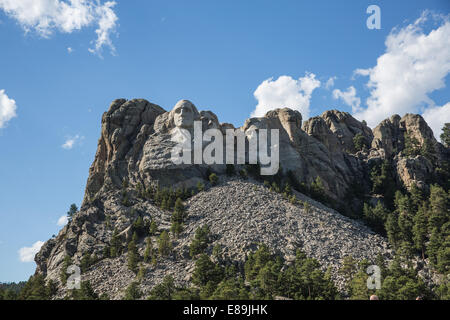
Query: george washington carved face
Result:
<box><xmin>172</xmin><ymin>100</ymin><xmax>198</xmax><ymax>129</ymax></box>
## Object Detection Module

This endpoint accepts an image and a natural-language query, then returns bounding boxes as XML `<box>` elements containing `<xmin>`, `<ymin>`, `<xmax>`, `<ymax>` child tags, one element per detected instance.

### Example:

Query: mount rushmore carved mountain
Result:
<box><xmin>34</xmin><ymin>99</ymin><xmax>449</xmax><ymax>299</ymax></box>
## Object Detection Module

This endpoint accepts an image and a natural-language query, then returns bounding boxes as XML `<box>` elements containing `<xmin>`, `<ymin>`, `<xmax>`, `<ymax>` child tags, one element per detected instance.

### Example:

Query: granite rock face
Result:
<box><xmin>35</xmin><ymin>98</ymin><xmax>448</xmax><ymax>299</ymax></box>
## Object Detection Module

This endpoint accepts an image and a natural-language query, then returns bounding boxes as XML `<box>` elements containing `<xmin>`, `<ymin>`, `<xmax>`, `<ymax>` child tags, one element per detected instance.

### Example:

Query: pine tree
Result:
<box><xmin>339</xmin><ymin>256</ymin><xmax>357</xmax><ymax>285</ymax></box>
<box><xmin>440</xmin><ymin>123</ymin><xmax>450</xmax><ymax>148</ymax></box>
<box><xmin>385</xmin><ymin>213</ymin><xmax>401</xmax><ymax>248</ymax></box>
<box><xmin>428</xmin><ymin>185</ymin><xmax>448</xmax><ymax>231</ymax></box>
<box><xmin>427</xmin><ymin>227</ymin><xmax>443</xmax><ymax>268</ymax></box>
<box><xmin>192</xmin><ymin>254</ymin><xmax>224</xmax><ymax>287</ymax></box>
<box><xmin>149</xmin><ymin>220</ymin><xmax>158</xmax><ymax>235</ymax></box>
<box><xmin>72</xmin><ymin>281</ymin><xmax>99</xmax><ymax>300</ymax></box>
<box><xmin>349</xmin><ymin>271</ymin><xmax>370</xmax><ymax>300</ymax></box>
<box><xmin>143</xmin><ymin>237</ymin><xmax>153</xmax><ymax>263</ymax></box>
<box><xmin>158</xmin><ymin>231</ymin><xmax>172</xmax><ymax>257</ymax></box>
<box><xmin>124</xmin><ymin>282</ymin><xmax>141</xmax><ymax>300</ymax></box>
<box><xmin>67</xmin><ymin>204</ymin><xmax>78</xmax><ymax>222</ymax></box>
<box><xmin>413</xmin><ymin>203</ymin><xmax>428</xmax><ymax>259</ymax></box>
<box><xmin>80</xmin><ymin>253</ymin><xmax>92</xmax><ymax>273</ymax></box>
<box><xmin>127</xmin><ymin>232</ymin><xmax>139</xmax><ymax>273</ymax></box>
<box><xmin>353</xmin><ymin>133</ymin><xmax>368</xmax><ymax>152</ymax></box>
<box><xmin>189</xmin><ymin>225</ymin><xmax>211</xmax><ymax>257</ymax></box>
<box><xmin>110</xmin><ymin>228</ymin><xmax>122</xmax><ymax>258</ymax></box>
<box><xmin>147</xmin><ymin>275</ymin><xmax>176</xmax><ymax>300</ymax></box>
<box><xmin>404</xmin><ymin>132</ymin><xmax>421</xmax><ymax>157</ymax></box>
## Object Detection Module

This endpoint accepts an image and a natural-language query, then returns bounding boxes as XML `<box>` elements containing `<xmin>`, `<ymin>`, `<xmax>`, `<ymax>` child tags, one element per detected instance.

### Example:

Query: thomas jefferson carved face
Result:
<box><xmin>172</xmin><ymin>100</ymin><xmax>197</xmax><ymax>129</ymax></box>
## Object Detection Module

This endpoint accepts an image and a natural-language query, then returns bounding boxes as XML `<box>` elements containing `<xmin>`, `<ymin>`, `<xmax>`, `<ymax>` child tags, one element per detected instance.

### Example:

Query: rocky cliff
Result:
<box><xmin>35</xmin><ymin>99</ymin><xmax>448</xmax><ymax>299</ymax></box>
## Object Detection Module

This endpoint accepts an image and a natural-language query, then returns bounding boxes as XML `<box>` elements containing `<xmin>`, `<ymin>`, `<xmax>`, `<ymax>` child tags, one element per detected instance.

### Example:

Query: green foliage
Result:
<box><xmin>147</xmin><ymin>275</ymin><xmax>200</xmax><ymax>300</ymax></box>
<box><xmin>158</xmin><ymin>231</ymin><xmax>172</xmax><ymax>257</ymax></box>
<box><xmin>441</xmin><ymin>123</ymin><xmax>450</xmax><ymax>148</ymax></box>
<box><xmin>212</xmin><ymin>244</ymin><xmax>222</xmax><ymax>259</ymax></box>
<box><xmin>353</xmin><ymin>133</ymin><xmax>368</xmax><ymax>152</ymax></box>
<box><xmin>171</xmin><ymin>198</ymin><xmax>186</xmax><ymax>237</ymax></box>
<box><xmin>148</xmin><ymin>275</ymin><xmax>176</xmax><ymax>300</ymax></box>
<box><xmin>363</xmin><ymin>202</ymin><xmax>389</xmax><ymax>234</ymax></box>
<box><xmin>132</xmin><ymin>216</ymin><xmax>146</xmax><ymax>238</ymax></box>
<box><xmin>378</xmin><ymin>258</ymin><xmax>429</xmax><ymax>300</ymax></box>
<box><xmin>80</xmin><ymin>253</ymin><xmax>97</xmax><ymax>273</ymax></box>
<box><xmin>110</xmin><ymin>228</ymin><xmax>123</xmax><ymax>258</ymax></box>
<box><xmin>385</xmin><ymin>212</ymin><xmax>401</xmax><ymax>249</ymax></box>
<box><xmin>149</xmin><ymin>219</ymin><xmax>158</xmax><ymax>236</ymax></box>
<box><xmin>124</xmin><ymin>282</ymin><xmax>141</xmax><ymax>300</ymax></box>
<box><xmin>209</xmin><ymin>173</ymin><xmax>219</xmax><ymax>185</ymax></box>
<box><xmin>197</xmin><ymin>181</ymin><xmax>205</xmax><ymax>192</ymax></box>
<box><xmin>403</xmin><ymin>133</ymin><xmax>421</xmax><ymax>157</ymax></box>
<box><xmin>67</xmin><ymin>203</ymin><xmax>78</xmax><ymax>222</ymax></box>
<box><xmin>413</xmin><ymin>203</ymin><xmax>428</xmax><ymax>259</ymax></box>
<box><xmin>189</xmin><ymin>225</ymin><xmax>211</xmax><ymax>257</ymax></box>
<box><xmin>403</xmin><ymin>132</ymin><xmax>421</xmax><ymax>157</ymax></box>
<box><xmin>19</xmin><ymin>274</ymin><xmax>57</xmax><ymax>300</ymax></box>
<box><xmin>339</xmin><ymin>256</ymin><xmax>358</xmax><ymax>285</ymax></box>
<box><xmin>71</xmin><ymin>281</ymin><xmax>99</xmax><ymax>300</ymax></box>
<box><xmin>370</xmin><ymin>160</ymin><xmax>397</xmax><ymax>208</ymax></box>
<box><xmin>209</xmin><ymin>278</ymin><xmax>249</xmax><ymax>300</ymax></box>
<box><xmin>310</xmin><ymin>176</ymin><xmax>331</xmax><ymax>205</ymax></box>
<box><xmin>60</xmin><ymin>255</ymin><xmax>72</xmax><ymax>285</ymax></box>
<box><xmin>121</xmin><ymin>190</ymin><xmax>131</xmax><ymax>207</ymax></box>
<box><xmin>128</xmin><ymin>232</ymin><xmax>139</xmax><ymax>273</ymax></box>
<box><xmin>245</xmin><ymin>247</ymin><xmax>338</xmax><ymax>300</ymax></box>
<box><xmin>192</xmin><ymin>254</ymin><xmax>224</xmax><ymax>287</ymax></box>
<box><xmin>143</xmin><ymin>237</ymin><xmax>153</xmax><ymax>263</ymax></box>
<box><xmin>153</xmin><ymin>187</ymin><xmax>179</xmax><ymax>211</ymax></box>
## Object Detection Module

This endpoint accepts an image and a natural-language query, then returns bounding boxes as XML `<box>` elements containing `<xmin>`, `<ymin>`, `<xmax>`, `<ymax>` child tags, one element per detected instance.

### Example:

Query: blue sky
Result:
<box><xmin>0</xmin><ymin>0</ymin><xmax>449</xmax><ymax>282</ymax></box>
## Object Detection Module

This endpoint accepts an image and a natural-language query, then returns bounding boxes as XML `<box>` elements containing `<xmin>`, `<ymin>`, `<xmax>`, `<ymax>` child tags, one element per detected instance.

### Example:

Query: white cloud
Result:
<box><xmin>353</xmin><ymin>12</ymin><xmax>450</xmax><ymax>133</ymax></box>
<box><xmin>18</xmin><ymin>241</ymin><xmax>44</xmax><ymax>262</ymax></box>
<box><xmin>67</xmin><ymin>47</ymin><xmax>73</xmax><ymax>53</ymax></box>
<box><xmin>325</xmin><ymin>76</ymin><xmax>336</xmax><ymax>89</ymax></box>
<box><xmin>57</xmin><ymin>215</ymin><xmax>69</xmax><ymax>227</ymax></box>
<box><xmin>0</xmin><ymin>0</ymin><xmax>118</xmax><ymax>55</ymax></box>
<box><xmin>0</xmin><ymin>89</ymin><xmax>17</xmax><ymax>128</ymax></box>
<box><xmin>422</xmin><ymin>102</ymin><xmax>450</xmax><ymax>142</ymax></box>
<box><xmin>333</xmin><ymin>86</ymin><xmax>361</xmax><ymax>113</ymax></box>
<box><xmin>252</xmin><ymin>73</ymin><xmax>320</xmax><ymax>119</ymax></box>
<box><xmin>62</xmin><ymin>134</ymin><xmax>82</xmax><ymax>150</ymax></box>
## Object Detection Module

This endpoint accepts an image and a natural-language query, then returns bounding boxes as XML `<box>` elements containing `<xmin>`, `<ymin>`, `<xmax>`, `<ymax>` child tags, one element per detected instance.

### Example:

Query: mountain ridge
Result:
<box><xmin>33</xmin><ymin>98</ymin><xmax>449</xmax><ymax>299</ymax></box>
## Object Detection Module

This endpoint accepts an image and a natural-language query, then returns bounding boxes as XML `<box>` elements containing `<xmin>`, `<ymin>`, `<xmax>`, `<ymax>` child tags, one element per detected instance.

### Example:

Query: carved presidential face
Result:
<box><xmin>172</xmin><ymin>100</ymin><xmax>196</xmax><ymax>129</ymax></box>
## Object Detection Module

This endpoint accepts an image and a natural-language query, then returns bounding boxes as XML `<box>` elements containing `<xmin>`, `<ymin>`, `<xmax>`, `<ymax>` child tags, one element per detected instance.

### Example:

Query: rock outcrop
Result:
<box><xmin>34</xmin><ymin>98</ymin><xmax>448</xmax><ymax>299</ymax></box>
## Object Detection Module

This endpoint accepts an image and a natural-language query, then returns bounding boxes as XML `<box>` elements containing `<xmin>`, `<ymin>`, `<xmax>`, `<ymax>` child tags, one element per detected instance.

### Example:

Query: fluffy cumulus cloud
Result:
<box><xmin>325</xmin><ymin>76</ymin><xmax>336</xmax><ymax>89</ymax></box>
<box><xmin>62</xmin><ymin>134</ymin><xmax>82</xmax><ymax>149</ymax></box>
<box><xmin>57</xmin><ymin>215</ymin><xmax>69</xmax><ymax>227</ymax></box>
<box><xmin>18</xmin><ymin>241</ymin><xmax>44</xmax><ymax>262</ymax></box>
<box><xmin>0</xmin><ymin>0</ymin><xmax>118</xmax><ymax>55</ymax></box>
<box><xmin>0</xmin><ymin>89</ymin><xmax>17</xmax><ymax>128</ymax></box>
<box><xmin>333</xmin><ymin>86</ymin><xmax>361</xmax><ymax>113</ymax></box>
<box><xmin>422</xmin><ymin>103</ymin><xmax>450</xmax><ymax>141</ymax></box>
<box><xmin>353</xmin><ymin>12</ymin><xmax>450</xmax><ymax>138</ymax></box>
<box><xmin>252</xmin><ymin>73</ymin><xmax>320</xmax><ymax>119</ymax></box>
